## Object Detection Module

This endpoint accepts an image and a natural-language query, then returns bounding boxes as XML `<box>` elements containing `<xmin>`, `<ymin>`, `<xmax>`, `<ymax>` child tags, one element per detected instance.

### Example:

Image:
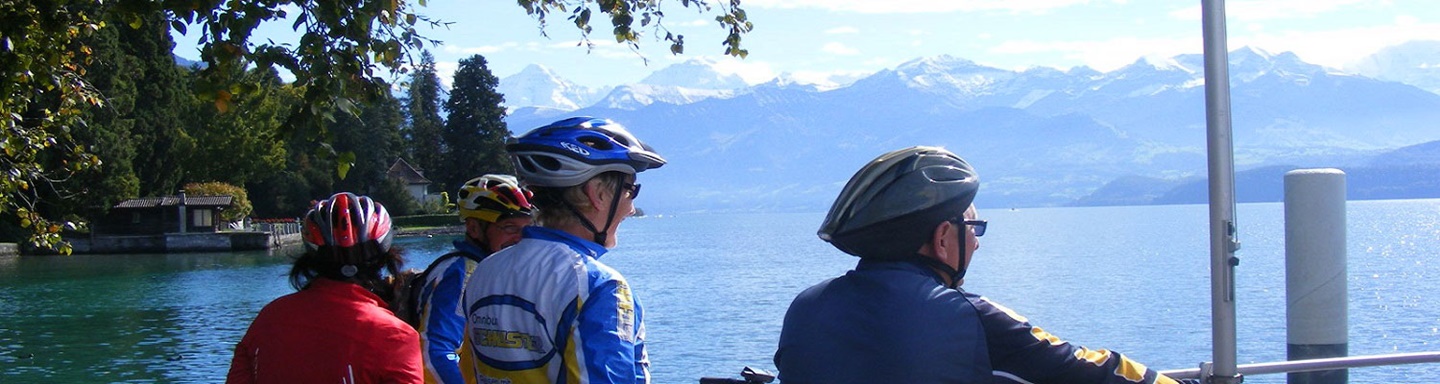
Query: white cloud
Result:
<box><xmin>986</xmin><ymin>15</ymin><xmax>1440</xmax><ymax>72</ymax></box>
<box><xmin>1235</xmin><ymin>22</ymin><xmax>1440</xmax><ymax>68</ymax></box>
<box><xmin>825</xmin><ymin>26</ymin><xmax>860</xmax><ymax>34</ymax></box>
<box><xmin>822</xmin><ymin>42</ymin><xmax>861</xmax><ymax>55</ymax></box>
<box><xmin>784</xmin><ymin>69</ymin><xmax>874</xmax><ymax>88</ymax></box>
<box><xmin>742</xmin><ymin>0</ymin><xmax>1100</xmax><ymax>14</ymax></box>
<box><xmin>991</xmin><ymin>36</ymin><xmax>1196</xmax><ymax>71</ymax></box>
<box><xmin>435</xmin><ymin>61</ymin><xmax>459</xmax><ymax>89</ymax></box>
<box><xmin>1170</xmin><ymin>0</ymin><xmax>1375</xmax><ymax>21</ymax></box>
<box><xmin>674</xmin><ymin>18</ymin><xmax>712</xmax><ymax>28</ymax></box>
<box><xmin>706</xmin><ymin>56</ymin><xmax>780</xmax><ymax>84</ymax></box>
<box><xmin>442</xmin><ymin>42</ymin><xmax>516</xmax><ymax>55</ymax></box>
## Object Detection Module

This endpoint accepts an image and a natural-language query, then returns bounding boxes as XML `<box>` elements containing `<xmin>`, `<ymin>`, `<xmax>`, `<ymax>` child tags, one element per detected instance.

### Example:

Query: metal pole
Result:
<box><xmin>1161</xmin><ymin>351</ymin><xmax>1440</xmax><ymax>379</ymax></box>
<box><xmin>1201</xmin><ymin>0</ymin><xmax>1242</xmax><ymax>383</ymax></box>
<box><xmin>1284</xmin><ymin>169</ymin><xmax>1348</xmax><ymax>384</ymax></box>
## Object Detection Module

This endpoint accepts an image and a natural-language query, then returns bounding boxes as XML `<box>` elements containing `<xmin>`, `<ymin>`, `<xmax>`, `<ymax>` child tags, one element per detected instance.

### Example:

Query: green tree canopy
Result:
<box><xmin>403</xmin><ymin>50</ymin><xmax>445</xmax><ymax>185</ymax></box>
<box><xmin>440</xmin><ymin>54</ymin><xmax>511</xmax><ymax>193</ymax></box>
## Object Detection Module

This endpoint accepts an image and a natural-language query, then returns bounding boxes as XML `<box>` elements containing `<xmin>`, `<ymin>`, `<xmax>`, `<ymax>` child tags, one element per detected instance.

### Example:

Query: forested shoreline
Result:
<box><xmin>1</xmin><ymin>11</ymin><xmax>513</xmax><ymax>243</ymax></box>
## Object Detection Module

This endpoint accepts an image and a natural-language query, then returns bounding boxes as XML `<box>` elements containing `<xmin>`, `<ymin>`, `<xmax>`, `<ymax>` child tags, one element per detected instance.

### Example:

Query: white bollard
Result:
<box><xmin>1284</xmin><ymin>168</ymin><xmax>1347</xmax><ymax>384</ymax></box>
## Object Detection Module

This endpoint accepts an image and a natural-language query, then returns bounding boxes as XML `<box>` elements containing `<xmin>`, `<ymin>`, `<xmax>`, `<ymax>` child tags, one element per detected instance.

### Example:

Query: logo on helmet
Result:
<box><xmin>560</xmin><ymin>142</ymin><xmax>590</xmax><ymax>156</ymax></box>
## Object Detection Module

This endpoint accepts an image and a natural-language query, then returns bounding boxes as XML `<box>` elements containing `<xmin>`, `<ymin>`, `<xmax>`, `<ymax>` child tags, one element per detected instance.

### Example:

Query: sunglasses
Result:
<box><xmin>948</xmin><ymin>218</ymin><xmax>987</xmax><ymax>237</ymax></box>
<box><xmin>620</xmin><ymin>182</ymin><xmax>641</xmax><ymax>199</ymax></box>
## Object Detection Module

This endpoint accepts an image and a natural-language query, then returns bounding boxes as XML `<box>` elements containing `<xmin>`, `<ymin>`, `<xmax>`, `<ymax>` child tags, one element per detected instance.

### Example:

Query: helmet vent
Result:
<box><xmin>534</xmin><ymin>155</ymin><xmax>563</xmax><ymax>171</ymax></box>
<box><xmin>578</xmin><ymin>136</ymin><xmax>614</xmax><ymax>150</ymax></box>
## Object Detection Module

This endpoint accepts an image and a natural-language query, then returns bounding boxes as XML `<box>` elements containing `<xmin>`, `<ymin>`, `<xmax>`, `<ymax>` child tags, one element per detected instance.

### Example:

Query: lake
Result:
<box><xmin>2</xmin><ymin>200</ymin><xmax>1437</xmax><ymax>383</ymax></box>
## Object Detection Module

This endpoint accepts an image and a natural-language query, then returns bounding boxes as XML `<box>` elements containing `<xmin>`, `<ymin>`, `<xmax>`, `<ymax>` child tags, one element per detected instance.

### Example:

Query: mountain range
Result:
<box><xmin>495</xmin><ymin>42</ymin><xmax>1440</xmax><ymax>213</ymax></box>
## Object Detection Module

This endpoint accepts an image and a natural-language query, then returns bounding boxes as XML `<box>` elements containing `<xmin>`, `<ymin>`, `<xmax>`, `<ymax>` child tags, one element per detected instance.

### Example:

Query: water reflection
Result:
<box><xmin>0</xmin><ymin>248</ymin><xmax>300</xmax><ymax>383</ymax></box>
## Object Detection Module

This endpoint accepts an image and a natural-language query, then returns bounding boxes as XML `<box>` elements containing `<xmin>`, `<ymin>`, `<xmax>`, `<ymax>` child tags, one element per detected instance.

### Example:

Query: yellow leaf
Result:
<box><xmin>214</xmin><ymin>90</ymin><xmax>232</xmax><ymax>113</ymax></box>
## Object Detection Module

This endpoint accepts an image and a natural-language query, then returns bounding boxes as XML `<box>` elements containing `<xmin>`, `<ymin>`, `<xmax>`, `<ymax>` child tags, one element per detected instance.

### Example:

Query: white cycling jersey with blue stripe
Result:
<box><xmin>462</xmin><ymin>226</ymin><xmax>650</xmax><ymax>384</ymax></box>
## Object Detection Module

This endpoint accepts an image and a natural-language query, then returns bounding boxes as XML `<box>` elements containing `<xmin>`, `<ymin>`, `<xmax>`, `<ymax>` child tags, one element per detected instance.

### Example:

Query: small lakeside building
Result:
<box><xmin>64</xmin><ymin>191</ymin><xmax>300</xmax><ymax>254</ymax></box>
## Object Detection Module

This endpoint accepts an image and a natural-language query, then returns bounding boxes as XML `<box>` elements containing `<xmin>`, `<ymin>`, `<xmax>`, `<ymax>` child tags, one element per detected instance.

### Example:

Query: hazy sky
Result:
<box><xmin>171</xmin><ymin>0</ymin><xmax>1440</xmax><ymax>88</ymax></box>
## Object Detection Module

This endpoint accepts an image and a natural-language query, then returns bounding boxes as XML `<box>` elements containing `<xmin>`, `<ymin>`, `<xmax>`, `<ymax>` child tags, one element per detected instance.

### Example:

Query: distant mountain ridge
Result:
<box><xmin>1075</xmin><ymin>139</ymin><xmax>1440</xmax><ymax>207</ymax></box>
<box><xmin>497</xmin><ymin>43</ymin><xmax>1440</xmax><ymax>213</ymax></box>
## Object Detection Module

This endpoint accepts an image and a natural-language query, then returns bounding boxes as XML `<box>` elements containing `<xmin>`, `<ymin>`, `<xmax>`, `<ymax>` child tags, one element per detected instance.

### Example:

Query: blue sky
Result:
<box><xmin>172</xmin><ymin>0</ymin><xmax>1440</xmax><ymax>89</ymax></box>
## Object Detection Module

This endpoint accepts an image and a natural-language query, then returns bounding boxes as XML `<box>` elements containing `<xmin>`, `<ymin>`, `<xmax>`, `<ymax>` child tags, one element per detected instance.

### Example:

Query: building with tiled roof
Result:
<box><xmin>387</xmin><ymin>157</ymin><xmax>432</xmax><ymax>204</ymax></box>
<box><xmin>98</xmin><ymin>192</ymin><xmax>234</xmax><ymax>235</ymax></box>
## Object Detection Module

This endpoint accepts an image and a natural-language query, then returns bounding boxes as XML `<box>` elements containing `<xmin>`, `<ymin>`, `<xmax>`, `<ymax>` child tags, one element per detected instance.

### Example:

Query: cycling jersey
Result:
<box><xmin>776</xmin><ymin>259</ymin><xmax>1180</xmax><ymax>384</ymax></box>
<box><xmin>462</xmin><ymin>226</ymin><xmax>650</xmax><ymax>384</ymax></box>
<box><xmin>415</xmin><ymin>240</ymin><xmax>489</xmax><ymax>384</ymax></box>
<box><xmin>227</xmin><ymin>278</ymin><xmax>422</xmax><ymax>384</ymax></box>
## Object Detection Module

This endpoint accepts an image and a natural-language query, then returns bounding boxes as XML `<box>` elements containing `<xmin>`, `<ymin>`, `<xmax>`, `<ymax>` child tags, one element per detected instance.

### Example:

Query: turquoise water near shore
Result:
<box><xmin>2</xmin><ymin>200</ymin><xmax>1437</xmax><ymax>383</ymax></box>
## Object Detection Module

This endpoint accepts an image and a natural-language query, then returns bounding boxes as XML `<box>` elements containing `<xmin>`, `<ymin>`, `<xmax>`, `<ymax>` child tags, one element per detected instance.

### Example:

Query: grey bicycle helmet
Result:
<box><xmin>818</xmin><ymin>146</ymin><xmax>979</xmax><ymax>259</ymax></box>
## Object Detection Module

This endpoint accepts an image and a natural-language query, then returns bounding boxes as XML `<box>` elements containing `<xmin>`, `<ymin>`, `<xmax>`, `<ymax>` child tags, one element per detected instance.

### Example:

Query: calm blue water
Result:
<box><xmin>2</xmin><ymin>200</ymin><xmax>1437</xmax><ymax>383</ymax></box>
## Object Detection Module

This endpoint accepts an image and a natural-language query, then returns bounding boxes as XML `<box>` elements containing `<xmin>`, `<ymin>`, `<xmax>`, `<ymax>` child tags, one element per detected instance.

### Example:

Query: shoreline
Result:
<box><xmin>397</xmin><ymin>225</ymin><xmax>463</xmax><ymax>238</ymax></box>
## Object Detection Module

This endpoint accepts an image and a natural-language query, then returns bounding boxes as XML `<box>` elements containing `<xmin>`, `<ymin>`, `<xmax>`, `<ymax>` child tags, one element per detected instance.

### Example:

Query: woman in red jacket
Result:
<box><xmin>227</xmin><ymin>192</ymin><xmax>422</xmax><ymax>384</ymax></box>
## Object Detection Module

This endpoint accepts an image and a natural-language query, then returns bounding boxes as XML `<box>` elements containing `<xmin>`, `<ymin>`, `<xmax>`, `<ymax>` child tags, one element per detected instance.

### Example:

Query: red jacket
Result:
<box><xmin>227</xmin><ymin>278</ymin><xmax>422</xmax><ymax>384</ymax></box>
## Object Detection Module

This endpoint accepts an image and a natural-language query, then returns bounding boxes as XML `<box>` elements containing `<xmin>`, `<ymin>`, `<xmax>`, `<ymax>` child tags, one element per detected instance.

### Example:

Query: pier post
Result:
<box><xmin>1284</xmin><ymin>169</ymin><xmax>1347</xmax><ymax>384</ymax></box>
<box><xmin>178</xmin><ymin>190</ymin><xmax>188</xmax><ymax>234</ymax></box>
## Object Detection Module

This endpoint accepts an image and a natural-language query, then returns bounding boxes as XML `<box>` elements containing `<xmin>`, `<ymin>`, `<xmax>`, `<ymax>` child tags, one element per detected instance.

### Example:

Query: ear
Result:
<box><xmin>582</xmin><ymin>179</ymin><xmax>607</xmax><ymax>211</ymax></box>
<box><xmin>929</xmin><ymin>220</ymin><xmax>953</xmax><ymax>263</ymax></box>
<box><xmin>464</xmin><ymin>219</ymin><xmax>485</xmax><ymax>239</ymax></box>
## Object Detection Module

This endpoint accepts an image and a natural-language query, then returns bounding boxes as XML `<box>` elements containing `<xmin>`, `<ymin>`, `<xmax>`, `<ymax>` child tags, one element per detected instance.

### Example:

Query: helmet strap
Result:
<box><xmin>559</xmin><ymin>181</ymin><xmax>625</xmax><ymax>245</ymax></box>
<box><xmin>913</xmin><ymin>253</ymin><xmax>965</xmax><ymax>289</ymax></box>
<box><xmin>954</xmin><ymin>222</ymin><xmax>970</xmax><ymax>283</ymax></box>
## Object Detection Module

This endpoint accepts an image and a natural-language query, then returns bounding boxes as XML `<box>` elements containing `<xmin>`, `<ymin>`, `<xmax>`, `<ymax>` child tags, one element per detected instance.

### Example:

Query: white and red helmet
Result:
<box><xmin>302</xmin><ymin>192</ymin><xmax>395</xmax><ymax>253</ymax></box>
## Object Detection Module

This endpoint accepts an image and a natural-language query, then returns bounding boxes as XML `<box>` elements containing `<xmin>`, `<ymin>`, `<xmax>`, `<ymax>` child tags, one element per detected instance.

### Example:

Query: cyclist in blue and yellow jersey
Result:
<box><xmin>775</xmin><ymin>146</ymin><xmax>1192</xmax><ymax>384</ymax></box>
<box><xmin>463</xmin><ymin>117</ymin><xmax>665</xmax><ymax>384</ymax></box>
<box><xmin>411</xmin><ymin>175</ymin><xmax>533</xmax><ymax>384</ymax></box>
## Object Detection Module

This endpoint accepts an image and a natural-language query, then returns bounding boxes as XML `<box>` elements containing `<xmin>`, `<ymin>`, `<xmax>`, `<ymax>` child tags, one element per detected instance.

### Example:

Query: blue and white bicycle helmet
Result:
<box><xmin>507</xmin><ymin>117</ymin><xmax>667</xmax><ymax>187</ymax></box>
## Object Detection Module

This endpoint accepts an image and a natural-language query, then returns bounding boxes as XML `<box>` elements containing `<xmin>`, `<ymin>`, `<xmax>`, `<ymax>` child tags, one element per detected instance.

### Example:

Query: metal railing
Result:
<box><xmin>252</xmin><ymin>222</ymin><xmax>301</xmax><ymax>236</ymax></box>
<box><xmin>1160</xmin><ymin>351</ymin><xmax>1440</xmax><ymax>380</ymax></box>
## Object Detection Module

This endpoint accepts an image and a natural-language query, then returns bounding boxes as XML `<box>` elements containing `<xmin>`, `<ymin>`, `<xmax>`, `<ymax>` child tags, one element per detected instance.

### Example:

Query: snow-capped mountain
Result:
<box><xmin>594</xmin><ymin>84</ymin><xmax>739</xmax><ymax>110</ymax></box>
<box><xmin>1350</xmin><ymin>40</ymin><xmax>1440</xmax><ymax>95</ymax></box>
<box><xmin>501</xmin><ymin>45</ymin><xmax>1440</xmax><ymax>213</ymax></box>
<box><xmin>496</xmin><ymin>64</ymin><xmax>607</xmax><ymax>112</ymax></box>
<box><xmin>638</xmin><ymin>57</ymin><xmax>752</xmax><ymax>89</ymax></box>
<box><xmin>766</xmin><ymin>71</ymin><xmax>871</xmax><ymax>91</ymax></box>
<box><xmin>591</xmin><ymin>58</ymin><xmax>757</xmax><ymax>110</ymax></box>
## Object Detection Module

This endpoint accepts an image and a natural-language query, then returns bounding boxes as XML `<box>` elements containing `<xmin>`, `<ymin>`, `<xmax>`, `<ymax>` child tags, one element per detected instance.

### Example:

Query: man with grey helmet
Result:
<box><xmin>775</xmin><ymin>146</ymin><xmax>1186</xmax><ymax>384</ymax></box>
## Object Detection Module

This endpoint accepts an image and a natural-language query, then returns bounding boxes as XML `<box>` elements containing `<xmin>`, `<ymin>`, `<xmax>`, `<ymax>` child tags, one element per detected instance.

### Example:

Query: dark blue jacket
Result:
<box><xmin>775</xmin><ymin>259</ymin><xmax>1183</xmax><ymax>384</ymax></box>
<box><xmin>774</xmin><ymin>259</ymin><xmax>991</xmax><ymax>383</ymax></box>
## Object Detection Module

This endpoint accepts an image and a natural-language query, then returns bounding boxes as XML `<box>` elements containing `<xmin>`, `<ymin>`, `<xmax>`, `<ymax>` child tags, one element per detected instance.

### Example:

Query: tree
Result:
<box><xmin>440</xmin><ymin>54</ymin><xmax>512</xmax><ymax>192</ymax></box>
<box><xmin>248</xmin><ymin>149</ymin><xmax>334</xmax><ymax>219</ymax></box>
<box><xmin>2</xmin><ymin>0</ymin><xmax>751</xmax><ymax>252</ymax></box>
<box><xmin>118</xmin><ymin>10</ymin><xmax>194</xmax><ymax>197</ymax></box>
<box><xmin>185</xmin><ymin>67</ymin><xmax>293</xmax><ymax>187</ymax></box>
<box><xmin>1</xmin><ymin>1</ymin><xmax>106</xmax><ymax>253</ymax></box>
<box><xmin>403</xmin><ymin>50</ymin><xmax>445</xmax><ymax>185</ymax></box>
<box><xmin>333</xmin><ymin>90</ymin><xmax>405</xmax><ymax>195</ymax></box>
<box><xmin>69</xmin><ymin>13</ymin><xmax>141</xmax><ymax>218</ymax></box>
<box><xmin>184</xmin><ymin>181</ymin><xmax>252</xmax><ymax>222</ymax></box>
